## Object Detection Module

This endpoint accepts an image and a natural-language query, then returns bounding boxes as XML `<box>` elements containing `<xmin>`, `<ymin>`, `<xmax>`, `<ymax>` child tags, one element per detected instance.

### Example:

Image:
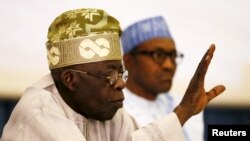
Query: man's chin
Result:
<box><xmin>96</xmin><ymin>108</ymin><xmax>120</xmax><ymax>122</ymax></box>
<box><xmin>157</xmin><ymin>86</ymin><xmax>171</xmax><ymax>93</ymax></box>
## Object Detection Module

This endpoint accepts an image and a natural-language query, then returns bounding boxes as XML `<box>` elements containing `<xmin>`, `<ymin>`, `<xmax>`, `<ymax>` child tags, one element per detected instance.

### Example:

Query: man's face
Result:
<box><xmin>71</xmin><ymin>60</ymin><xmax>126</xmax><ymax>121</ymax></box>
<box><xmin>126</xmin><ymin>38</ymin><xmax>177</xmax><ymax>95</ymax></box>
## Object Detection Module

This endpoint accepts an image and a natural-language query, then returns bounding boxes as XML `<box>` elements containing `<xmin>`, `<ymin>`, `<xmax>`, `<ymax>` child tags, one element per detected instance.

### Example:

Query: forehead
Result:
<box><xmin>79</xmin><ymin>60</ymin><xmax>123</xmax><ymax>71</ymax></box>
<box><xmin>137</xmin><ymin>37</ymin><xmax>176</xmax><ymax>51</ymax></box>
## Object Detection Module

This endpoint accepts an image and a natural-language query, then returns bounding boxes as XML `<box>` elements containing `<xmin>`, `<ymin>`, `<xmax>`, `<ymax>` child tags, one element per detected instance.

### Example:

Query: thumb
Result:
<box><xmin>207</xmin><ymin>85</ymin><xmax>226</xmax><ymax>102</ymax></box>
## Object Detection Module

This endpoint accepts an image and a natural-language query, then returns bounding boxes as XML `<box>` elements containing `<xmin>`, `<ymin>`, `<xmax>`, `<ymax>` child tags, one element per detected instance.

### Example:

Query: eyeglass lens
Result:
<box><xmin>109</xmin><ymin>70</ymin><xmax>128</xmax><ymax>85</ymax></box>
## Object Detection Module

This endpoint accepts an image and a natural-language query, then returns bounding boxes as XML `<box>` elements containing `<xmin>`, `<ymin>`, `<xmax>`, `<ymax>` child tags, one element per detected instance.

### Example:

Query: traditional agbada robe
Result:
<box><xmin>1</xmin><ymin>74</ymin><xmax>185</xmax><ymax>141</ymax></box>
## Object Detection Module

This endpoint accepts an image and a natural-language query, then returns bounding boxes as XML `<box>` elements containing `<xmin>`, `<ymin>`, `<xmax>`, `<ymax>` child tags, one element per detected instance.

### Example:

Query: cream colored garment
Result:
<box><xmin>123</xmin><ymin>88</ymin><xmax>204</xmax><ymax>141</ymax></box>
<box><xmin>1</xmin><ymin>74</ymin><xmax>185</xmax><ymax>141</ymax></box>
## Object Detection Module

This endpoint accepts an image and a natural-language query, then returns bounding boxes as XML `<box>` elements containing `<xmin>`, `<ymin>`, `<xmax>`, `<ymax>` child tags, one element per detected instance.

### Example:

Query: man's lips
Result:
<box><xmin>158</xmin><ymin>73</ymin><xmax>174</xmax><ymax>82</ymax></box>
<box><xmin>110</xmin><ymin>98</ymin><xmax>124</xmax><ymax>103</ymax></box>
<box><xmin>159</xmin><ymin>78</ymin><xmax>172</xmax><ymax>83</ymax></box>
<box><xmin>110</xmin><ymin>98</ymin><xmax>124</xmax><ymax>108</ymax></box>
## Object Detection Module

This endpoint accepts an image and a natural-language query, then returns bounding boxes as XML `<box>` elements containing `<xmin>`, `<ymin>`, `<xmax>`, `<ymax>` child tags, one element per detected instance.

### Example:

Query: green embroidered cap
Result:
<box><xmin>46</xmin><ymin>8</ymin><xmax>122</xmax><ymax>69</ymax></box>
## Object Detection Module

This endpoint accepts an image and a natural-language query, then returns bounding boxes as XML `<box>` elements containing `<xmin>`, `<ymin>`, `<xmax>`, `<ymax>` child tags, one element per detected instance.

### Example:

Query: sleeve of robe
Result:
<box><xmin>1</xmin><ymin>87</ymin><xmax>87</xmax><ymax>141</ymax></box>
<box><xmin>131</xmin><ymin>112</ymin><xmax>185</xmax><ymax>141</ymax></box>
<box><xmin>1</xmin><ymin>103</ymin><xmax>87</xmax><ymax>141</ymax></box>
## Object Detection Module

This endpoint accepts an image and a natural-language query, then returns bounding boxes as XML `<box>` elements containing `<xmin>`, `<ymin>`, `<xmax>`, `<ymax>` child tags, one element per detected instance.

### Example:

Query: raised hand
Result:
<box><xmin>174</xmin><ymin>44</ymin><xmax>226</xmax><ymax>126</ymax></box>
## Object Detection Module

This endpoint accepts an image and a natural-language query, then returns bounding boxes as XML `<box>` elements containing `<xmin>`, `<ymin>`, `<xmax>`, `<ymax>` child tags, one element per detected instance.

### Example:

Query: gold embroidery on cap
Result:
<box><xmin>85</xmin><ymin>11</ymin><xmax>108</xmax><ymax>33</ymax></box>
<box><xmin>47</xmin><ymin>46</ymin><xmax>60</xmax><ymax>66</ymax></box>
<box><xmin>79</xmin><ymin>38</ymin><xmax>110</xmax><ymax>59</ymax></box>
<box><xmin>81</xmin><ymin>9</ymin><xmax>101</xmax><ymax>22</ymax></box>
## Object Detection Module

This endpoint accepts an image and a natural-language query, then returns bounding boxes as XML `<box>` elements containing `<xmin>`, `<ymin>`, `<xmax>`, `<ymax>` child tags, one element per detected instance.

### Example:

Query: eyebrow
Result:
<box><xmin>136</xmin><ymin>46</ymin><xmax>176</xmax><ymax>52</ymax></box>
<box><xmin>106</xmin><ymin>63</ymin><xmax>124</xmax><ymax>70</ymax></box>
<box><xmin>153</xmin><ymin>47</ymin><xmax>177</xmax><ymax>52</ymax></box>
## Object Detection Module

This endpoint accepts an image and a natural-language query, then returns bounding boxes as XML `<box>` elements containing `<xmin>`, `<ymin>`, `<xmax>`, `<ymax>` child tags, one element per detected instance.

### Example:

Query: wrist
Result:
<box><xmin>173</xmin><ymin>105</ymin><xmax>192</xmax><ymax>126</ymax></box>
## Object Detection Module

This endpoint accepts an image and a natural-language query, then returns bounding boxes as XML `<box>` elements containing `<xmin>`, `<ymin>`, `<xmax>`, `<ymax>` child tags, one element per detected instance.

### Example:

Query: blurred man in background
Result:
<box><xmin>122</xmin><ymin>16</ymin><xmax>204</xmax><ymax>141</ymax></box>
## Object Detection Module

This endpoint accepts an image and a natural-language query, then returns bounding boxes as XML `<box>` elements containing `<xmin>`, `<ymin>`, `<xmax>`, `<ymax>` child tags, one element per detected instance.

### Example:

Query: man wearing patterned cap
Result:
<box><xmin>122</xmin><ymin>16</ymin><xmax>205</xmax><ymax>141</ymax></box>
<box><xmin>1</xmin><ymin>8</ymin><xmax>225</xmax><ymax>141</ymax></box>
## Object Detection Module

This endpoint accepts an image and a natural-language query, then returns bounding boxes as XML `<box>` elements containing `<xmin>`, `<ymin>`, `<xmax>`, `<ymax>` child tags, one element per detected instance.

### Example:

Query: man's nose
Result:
<box><xmin>161</xmin><ymin>57</ymin><xmax>176</xmax><ymax>69</ymax></box>
<box><xmin>113</xmin><ymin>77</ymin><xmax>126</xmax><ymax>90</ymax></box>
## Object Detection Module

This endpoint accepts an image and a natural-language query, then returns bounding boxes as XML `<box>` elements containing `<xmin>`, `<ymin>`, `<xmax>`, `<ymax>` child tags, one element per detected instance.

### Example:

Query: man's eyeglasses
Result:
<box><xmin>131</xmin><ymin>48</ymin><xmax>184</xmax><ymax>65</ymax></box>
<box><xmin>68</xmin><ymin>69</ymin><xmax>128</xmax><ymax>86</ymax></box>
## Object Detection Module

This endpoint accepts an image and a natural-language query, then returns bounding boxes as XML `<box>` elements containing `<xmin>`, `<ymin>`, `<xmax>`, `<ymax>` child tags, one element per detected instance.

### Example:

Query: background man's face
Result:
<box><xmin>126</xmin><ymin>38</ymin><xmax>177</xmax><ymax>95</ymax></box>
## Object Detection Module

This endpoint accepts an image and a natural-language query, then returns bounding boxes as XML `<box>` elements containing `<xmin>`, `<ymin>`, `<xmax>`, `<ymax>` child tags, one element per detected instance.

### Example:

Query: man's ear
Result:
<box><xmin>60</xmin><ymin>70</ymin><xmax>78</xmax><ymax>91</ymax></box>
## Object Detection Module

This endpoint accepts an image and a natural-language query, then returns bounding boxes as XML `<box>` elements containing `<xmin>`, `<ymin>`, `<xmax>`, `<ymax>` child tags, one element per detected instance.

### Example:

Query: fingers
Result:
<box><xmin>207</xmin><ymin>85</ymin><xmax>226</xmax><ymax>102</ymax></box>
<box><xmin>194</xmin><ymin>44</ymin><xmax>216</xmax><ymax>84</ymax></box>
<box><xmin>201</xmin><ymin>44</ymin><xmax>215</xmax><ymax>64</ymax></box>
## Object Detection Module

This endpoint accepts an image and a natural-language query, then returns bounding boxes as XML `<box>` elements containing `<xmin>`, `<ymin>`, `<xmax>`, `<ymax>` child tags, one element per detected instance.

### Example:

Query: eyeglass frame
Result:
<box><xmin>131</xmin><ymin>48</ymin><xmax>184</xmax><ymax>65</ymax></box>
<box><xmin>68</xmin><ymin>69</ymin><xmax>128</xmax><ymax>86</ymax></box>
